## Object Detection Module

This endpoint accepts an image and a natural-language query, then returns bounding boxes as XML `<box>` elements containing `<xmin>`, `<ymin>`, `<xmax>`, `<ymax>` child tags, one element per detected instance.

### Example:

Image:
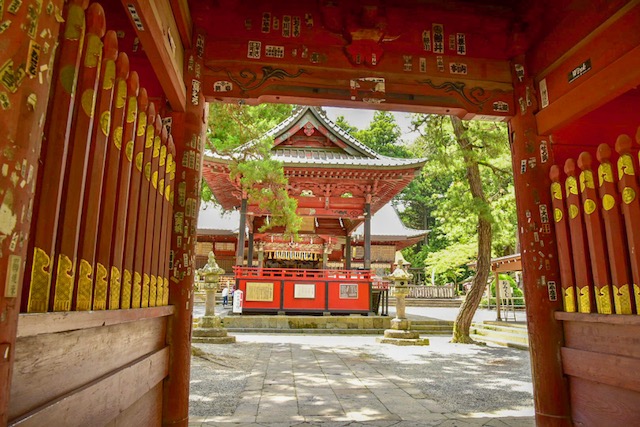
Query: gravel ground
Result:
<box><xmin>189</xmin><ymin>334</ymin><xmax>533</xmax><ymax>419</ymax></box>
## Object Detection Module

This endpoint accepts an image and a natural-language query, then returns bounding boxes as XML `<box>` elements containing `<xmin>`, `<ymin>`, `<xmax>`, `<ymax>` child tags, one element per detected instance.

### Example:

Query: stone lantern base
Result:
<box><xmin>192</xmin><ymin>316</ymin><xmax>236</xmax><ymax>344</ymax></box>
<box><xmin>377</xmin><ymin>325</ymin><xmax>430</xmax><ymax>346</ymax></box>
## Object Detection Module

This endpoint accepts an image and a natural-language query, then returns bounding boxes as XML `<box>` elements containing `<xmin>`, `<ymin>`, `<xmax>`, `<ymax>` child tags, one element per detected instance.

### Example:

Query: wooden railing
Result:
<box><xmin>22</xmin><ymin>2</ymin><xmax>175</xmax><ymax>313</ymax></box>
<box><xmin>549</xmin><ymin>136</ymin><xmax>640</xmax><ymax>315</ymax></box>
<box><xmin>233</xmin><ymin>267</ymin><xmax>372</xmax><ymax>281</ymax></box>
<box><xmin>389</xmin><ymin>284</ymin><xmax>456</xmax><ymax>299</ymax></box>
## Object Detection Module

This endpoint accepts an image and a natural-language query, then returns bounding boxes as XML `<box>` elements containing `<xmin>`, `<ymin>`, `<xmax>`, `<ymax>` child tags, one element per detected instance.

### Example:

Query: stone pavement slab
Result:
<box><xmin>189</xmin><ymin>334</ymin><xmax>534</xmax><ymax>427</ymax></box>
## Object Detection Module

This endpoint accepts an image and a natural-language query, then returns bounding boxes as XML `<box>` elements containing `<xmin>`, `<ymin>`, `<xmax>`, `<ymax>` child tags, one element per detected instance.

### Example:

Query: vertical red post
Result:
<box><xmin>142</xmin><ymin>116</ymin><xmax>164</xmax><ymax>307</ymax></box>
<box><xmin>615</xmin><ymin>135</ymin><xmax>640</xmax><ymax>312</ymax></box>
<box><xmin>549</xmin><ymin>166</ymin><xmax>577</xmax><ymax>312</ymax></box>
<box><xmin>121</xmin><ymin>89</ymin><xmax>149</xmax><ymax>309</ymax></box>
<box><xmin>596</xmin><ymin>144</ymin><xmax>635</xmax><ymax>314</ymax></box>
<box><xmin>163</xmin><ymin>30</ymin><xmax>207</xmax><ymax>427</ymax></box>
<box><xmin>509</xmin><ymin>55</ymin><xmax>571</xmax><ymax>426</ymax></box>
<box><xmin>131</xmin><ymin>104</ymin><xmax>157</xmax><ymax>308</ymax></box>
<box><xmin>0</xmin><ymin>1</ymin><xmax>66</xmax><ymax>422</ymax></box>
<box><xmin>564</xmin><ymin>159</ymin><xmax>595</xmax><ymax>313</ymax></box>
<box><xmin>75</xmin><ymin>30</ymin><xmax>118</xmax><ymax>311</ymax></box>
<box><xmin>577</xmin><ymin>152</ymin><xmax>613</xmax><ymax>314</ymax></box>
<box><xmin>108</xmin><ymin>71</ymin><xmax>139</xmax><ymax>309</ymax></box>
<box><xmin>50</xmin><ymin>4</ymin><xmax>106</xmax><ymax>312</ymax></box>
<box><xmin>24</xmin><ymin>0</ymin><xmax>89</xmax><ymax>313</ymax></box>
<box><xmin>94</xmin><ymin>52</ymin><xmax>129</xmax><ymax>310</ymax></box>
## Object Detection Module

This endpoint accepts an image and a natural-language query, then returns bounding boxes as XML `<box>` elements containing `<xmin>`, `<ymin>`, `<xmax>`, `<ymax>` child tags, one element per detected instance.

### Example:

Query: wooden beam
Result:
<box><xmin>10</xmin><ymin>348</ymin><xmax>169</xmax><ymax>427</ymax></box>
<box><xmin>561</xmin><ymin>347</ymin><xmax>640</xmax><ymax>393</ymax></box>
<box><xmin>121</xmin><ymin>0</ymin><xmax>186</xmax><ymax>111</ymax></box>
<box><xmin>170</xmin><ymin>0</ymin><xmax>192</xmax><ymax>49</ymax></box>
<box><xmin>535</xmin><ymin>43</ymin><xmax>640</xmax><ymax>135</ymax></box>
<box><xmin>17</xmin><ymin>306</ymin><xmax>174</xmax><ymax>338</ymax></box>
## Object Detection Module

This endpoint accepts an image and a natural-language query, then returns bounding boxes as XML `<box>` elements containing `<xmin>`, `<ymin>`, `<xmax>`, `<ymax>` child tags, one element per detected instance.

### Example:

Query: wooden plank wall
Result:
<box><xmin>8</xmin><ymin>307</ymin><xmax>173</xmax><ymax>426</ymax></box>
<box><xmin>556</xmin><ymin>312</ymin><xmax>640</xmax><ymax>425</ymax></box>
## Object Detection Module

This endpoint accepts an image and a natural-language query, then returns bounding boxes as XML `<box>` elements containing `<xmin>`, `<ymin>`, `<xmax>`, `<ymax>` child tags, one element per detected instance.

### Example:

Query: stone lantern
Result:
<box><xmin>193</xmin><ymin>251</ymin><xmax>235</xmax><ymax>344</ymax></box>
<box><xmin>377</xmin><ymin>265</ymin><xmax>429</xmax><ymax>346</ymax></box>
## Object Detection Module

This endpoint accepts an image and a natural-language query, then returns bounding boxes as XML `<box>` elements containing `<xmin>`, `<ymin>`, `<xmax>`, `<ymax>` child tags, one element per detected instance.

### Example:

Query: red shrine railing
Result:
<box><xmin>232</xmin><ymin>267</ymin><xmax>376</xmax><ymax>314</ymax></box>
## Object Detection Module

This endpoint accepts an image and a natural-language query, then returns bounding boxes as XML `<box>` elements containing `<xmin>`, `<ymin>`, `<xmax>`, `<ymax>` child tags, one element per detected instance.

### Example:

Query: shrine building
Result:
<box><xmin>201</xmin><ymin>106</ymin><xmax>426</xmax><ymax>313</ymax></box>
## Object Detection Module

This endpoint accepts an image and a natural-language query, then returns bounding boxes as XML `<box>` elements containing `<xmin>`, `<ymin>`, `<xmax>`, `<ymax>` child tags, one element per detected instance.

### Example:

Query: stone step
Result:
<box><xmin>473</xmin><ymin>323</ymin><xmax>528</xmax><ymax>335</ymax></box>
<box><xmin>192</xmin><ymin>336</ymin><xmax>236</xmax><ymax>344</ymax></box>
<box><xmin>192</xmin><ymin>328</ymin><xmax>231</xmax><ymax>338</ymax></box>
<box><xmin>226</xmin><ymin>328</ymin><xmax>386</xmax><ymax>335</ymax></box>
<box><xmin>470</xmin><ymin>322</ymin><xmax>529</xmax><ymax>350</ymax></box>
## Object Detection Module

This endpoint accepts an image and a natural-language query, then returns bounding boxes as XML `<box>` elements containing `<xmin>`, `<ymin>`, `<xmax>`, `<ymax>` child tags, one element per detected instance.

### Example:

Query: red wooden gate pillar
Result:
<box><xmin>0</xmin><ymin>1</ymin><xmax>67</xmax><ymax>422</ymax></box>
<box><xmin>163</xmin><ymin>30</ymin><xmax>208</xmax><ymax>427</ymax></box>
<box><xmin>508</xmin><ymin>56</ymin><xmax>571</xmax><ymax>426</ymax></box>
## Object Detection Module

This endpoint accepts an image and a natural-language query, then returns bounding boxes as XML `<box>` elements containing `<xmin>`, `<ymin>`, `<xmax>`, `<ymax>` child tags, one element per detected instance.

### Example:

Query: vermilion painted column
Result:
<box><xmin>0</xmin><ymin>1</ymin><xmax>66</xmax><ymax>422</ymax></box>
<box><xmin>509</xmin><ymin>56</ymin><xmax>571</xmax><ymax>426</ymax></box>
<box><xmin>577</xmin><ymin>153</ymin><xmax>613</xmax><ymax>314</ymax></box>
<box><xmin>236</xmin><ymin>197</ymin><xmax>248</xmax><ymax>266</ymax></box>
<box><xmin>345</xmin><ymin>236</ymin><xmax>352</xmax><ymax>269</ymax></box>
<box><xmin>163</xmin><ymin>30</ymin><xmax>207</xmax><ymax>427</ymax></box>
<box><xmin>94</xmin><ymin>52</ymin><xmax>129</xmax><ymax>310</ymax></box>
<box><xmin>24</xmin><ymin>0</ymin><xmax>89</xmax><ymax>313</ymax></box>
<box><xmin>51</xmin><ymin>4</ymin><xmax>106</xmax><ymax>312</ymax></box>
<box><xmin>615</xmin><ymin>135</ymin><xmax>640</xmax><ymax>312</ymax></box>
<box><xmin>596</xmin><ymin>144</ymin><xmax>635</xmax><ymax>314</ymax></box>
<box><xmin>549</xmin><ymin>166</ymin><xmax>577</xmax><ymax>312</ymax></box>
<box><xmin>564</xmin><ymin>159</ymin><xmax>595</xmax><ymax>313</ymax></box>
<box><xmin>364</xmin><ymin>198</ymin><xmax>371</xmax><ymax>270</ymax></box>
<box><xmin>75</xmin><ymin>30</ymin><xmax>119</xmax><ymax>311</ymax></box>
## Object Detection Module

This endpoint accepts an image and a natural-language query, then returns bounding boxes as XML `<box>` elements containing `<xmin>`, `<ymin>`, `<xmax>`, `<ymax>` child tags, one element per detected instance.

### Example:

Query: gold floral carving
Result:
<box><xmin>149</xmin><ymin>275</ymin><xmax>157</xmax><ymax>307</ymax></box>
<box><xmin>76</xmin><ymin>259</ymin><xmax>93</xmax><ymax>311</ymax></box>
<box><xmin>115</xmin><ymin>80</ymin><xmax>127</xmax><ymax>109</ymax></box>
<box><xmin>54</xmin><ymin>254</ymin><xmax>75</xmax><ymax>312</ymax></box>
<box><xmin>100</xmin><ymin>111</ymin><xmax>111</xmax><ymax>136</ymax></box>
<box><xmin>578</xmin><ymin>286</ymin><xmax>592</xmax><ymax>313</ymax></box>
<box><xmin>145</xmin><ymin>125</ymin><xmax>154</xmax><ymax>148</ymax></box>
<box><xmin>613</xmin><ymin>284</ymin><xmax>632</xmax><ymax>315</ymax></box>
<box><xmin>563</xmin><ymin>287</ymin><xmax>576</xmax><ymax>313</ymax></box>
<box><xmin>84</xmin><ymin>35</ymin><xmax>102</xmax><ymax>68</ymax></box>
<box><xmin>102</xmin><ymin>60</ymin><xmax>116</xmax><ymax>90</ymax></box>
<box><xmin>565</xmin><ymin>176</ymin><xmax>578</xmax><ymax>195</ymax></box>
<box><xmin>94</xmin><ymin>262</ymin><xmax>108</xmax><ymax>310</ymax></box>
<box><xmin>28</xmin><ymin>247</ymin><xmax>52</xmax><ymax>313</ymax></box>
<box><xmin>142</xmin><ymin>273</ymin><xmax>150</xmax><ymax>307</ymax></box>
<box><xmin>113</xmin><ymin>125</ymin><xmax>123</xmax><ymax>149</ymax></box>
<box><xmin>153</xmin><ymin>136</ymin><xmax>161</xmax><ymax>158</ymax></box>
<box><xmin>81</xmin><ymin>89</ymin><xmax>96</xmax><ymax>118</ymax></box>
<box><xmin>598</xmin><ymin>163</ymin><xmax>614</xmax><ymax>186</ymax></box>
<box><xmin>551</xmin><ymin>182</ymin><xmax>562</xmax><ymax>200</ymax></box>
<box><xmin>617</xmin><ymin>155</ymin><xmax>635</xmax><ymax>177</ymax></box>
<box><xmin>137</xmin><ymin>112</ymin><xmax>147</xmax><ymax>137</ymax></box>
<box><xmin>156</xmin><ymin>275</ymin><xmax>164</xmax><ymax>306</ymax></box>
<box><xmin>132</xmin><ymin>271</ymin><xmax>142</xmax><ymax>308</ymax></box>
<box><xmin>126</xmin><ymin>97</ymin><xmax>137</xmax><ymax>123</ymax></box>
<box><xmin>595</xmin><ymin>286</ymin><xmax>612</xmax><ymax>314</ymax></box>
<box><xmin>163</xmin><ymin>278</ymin><xmax>169</xmax><ymax>305</ymax></box>
<box><xmin>135</xmin><ymin>152</ymin><xmax>143</xmax><ymax>172</ymax></box>
<box><xmin>109</xmin><ymin>266</ymin><xmax>121</xmax><ymax>310</ymax></box>
<box><xmin>579</xmin><ymin>170</ymin><xmax>594</xmax><ymax>192</ymax></box>
<box><xmin>122</xmin><ymin>269</ymin><xmax>132</xmax><ymax>309</ymax></box>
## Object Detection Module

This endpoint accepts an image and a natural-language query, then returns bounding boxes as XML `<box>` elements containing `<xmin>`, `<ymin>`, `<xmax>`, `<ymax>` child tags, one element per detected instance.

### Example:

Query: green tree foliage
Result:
<box><xmin>402</xmin><ymin>115</ymin><xmax>516</xmax><ymax>285</ymax></box>
<box><xmin>205</xmin><ymin>103</ymin><xmax>302</xmax><ymax>236</ymax></box>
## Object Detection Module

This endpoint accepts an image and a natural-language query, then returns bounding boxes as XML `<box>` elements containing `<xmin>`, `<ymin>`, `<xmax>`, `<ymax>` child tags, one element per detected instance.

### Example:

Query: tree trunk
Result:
<box><xmin>449</xmin><ymin>116</ymin><xmax>493</xmax><ymax>344</ymax></box>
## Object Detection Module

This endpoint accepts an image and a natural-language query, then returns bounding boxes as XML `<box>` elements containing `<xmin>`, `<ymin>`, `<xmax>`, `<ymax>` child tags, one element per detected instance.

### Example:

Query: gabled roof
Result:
<box><xmin>205</xmin><ymin>106</ymin><xmax>426</xmax><ymax>169</ymax></box>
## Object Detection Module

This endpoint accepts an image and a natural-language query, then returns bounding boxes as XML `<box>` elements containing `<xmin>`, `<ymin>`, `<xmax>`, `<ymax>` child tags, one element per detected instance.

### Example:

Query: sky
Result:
<box><xmin>324</xmin><ymin>107</ymin><xmax>420</xmax><ymax>144</ymax></box>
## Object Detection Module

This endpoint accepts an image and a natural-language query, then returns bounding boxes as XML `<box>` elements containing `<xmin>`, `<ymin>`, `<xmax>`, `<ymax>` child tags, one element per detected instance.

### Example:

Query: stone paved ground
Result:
<box><xmin>189</xmin><ymin>334</ymin><xmax>534</xmax><ymax>427</ymax></box>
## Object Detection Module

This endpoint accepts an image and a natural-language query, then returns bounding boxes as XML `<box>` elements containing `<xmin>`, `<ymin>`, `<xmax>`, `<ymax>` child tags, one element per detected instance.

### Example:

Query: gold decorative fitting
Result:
<box><xmin>579</xmin><ymin>170</ymin><xmax>595</xmax><ymax>192</ymax></box>
<box><xmin>160</xmin><ymin>145</ymin><xmax>167</xmax><ymax>166</ymax></box>
<box><xmin>93</xmin><ymin>262</ymin><xmax>108</xmax><ymax>310</ymax></box>
<box><xmin>122</xmin><ymin>269</ymin><xmax>132</xmax><ymax>309</ymax></box>
<box><xmin>163</xmin><ymin>277</ymin><xmax>170</xmax><ymax>305</ymax></box>
<box><xmin>563</xmin><ymin>287</ymin><xmax>576</xmax><ymax>313</ymax></box>
<box><xmin>145</xmin><ymin>125</ymin><xmax>154</xmax><ymax>148</ymax></box>
<box><xmin>81</xmin><ymin>89</ymin><xmax>96</xmax><ymax>118</ymax></box>
<box><xmin>156</xmin><ymin>275</ymin><xmax>164</xmax><ymax>306</ymax></box>
<box><xmin>53</xmin><ymin>254</ymin><xmax>75</xmax><ymax>312</ymax></box>
<box><xmin>76</xmin><ymin>259</ymin><xmax>93</xmax><ymax>311</ymax></box>
<box><xmin>617</xmin><ymin>155</ymin><xmax>635</xmax><ymax>177</ymax></box>
<box><xmin>554</xmin><ymin>208</ymin><xmax>563</xmax><ymax>223</ymax></box>
<box><xmin>109</xmin><ymin>266</ymin><xmax>121</xmax><ymax>310</ymax></box>
<box><xmin>622</xmin><ymin>187</ymin><xmax>636</xmax><ymax>204</ymax></box>
<box><xmin>551</xmin><ymin>182</ymin><xmax>562</xmax><ymax>200</ymax></box>
<box><xmin>132</xmin><ymin>271</ymin><xmax>142</xmax><ymax>308</ymax></box>
<box><xmin>64</xmin><ymin>5</ymin><xmax>85</xmax><ymax>40</ymax></box>
<box><xmin>125</xmin><ymin>140</ymin><xmax>134</xmax><ymax>162</ymax></box>
<box><xmin>103</xmin><ymin>60</ymin><xmax>116</xmax><ymax>90</ymax></box>
<box><xmin>578</xmin><ymin>286</ymin><xmax>592</xmax><ymax>313</ymax></box>
<box><xmin>135</xmin><ymin>152</ymin><xmax>144</xmax><ymax>172</ymax></box>
<box><xmin>152</xmin><ymin>170</ymin><xmax>158</xmax><ymax>189</ymax></box>
<box><xmin>612</xmin><ymin>284</ymin><xmax>632</xmax><ymax>315</ymax></box>
<box><xmin>569</xmin><ymin>204</ymin><xmax>579</xmax><ymax>219</ymax></box>
<box><xmin>598</xmin><ymin>163</ymin><xmax>614</xmax><ymax>186</ymax></box>
<box><xmin>153</xmin><ymin>136</ymin><xmax>161</xmax><ymax>157</ymax></box>
<box><xmin>28</xmin><ymin>247</ymin><xmax>52</xmax><ymax>313</ymax></box>
<box><xmin>149</xmin><ymin>275</ymin><xmax>157</xmax><ymax>307</ymax></box>
<box><xmin>115</xmin><ymin>80</ymin><xmax>127</xmax><ymax>109</ymax></box>
<box><xmin>126</xmin><ymin>98</ymin><xmax>137</xmax><ymax>123</ymax></box>
<box><xmin>145</xmin><ymin>162</ymin><xmax>151</xmax><ymax>180</ymax></box>
<box><xmin>583</xmin><ymin>199</ymin><xmax>596</xmax><ymax>215</ymax></box>
<box><xmin>602</xmin><ymin>194</ymin><xmax>615</xmax><ymax>211</ymax></box>
<box><xmin>84</xmin><ymin>35</ymin><xmax>103</xmax><ymax>68</ymax></box>
<box><xmin>137</xmin><ymin>112</ymin><xmax>147</xmax><ymax>136</ymax></box>
<box><xmin>595</xmin><ymin>286</ymin><xmax>612</xmax><ymax>314</ymax></box>
<box><xmin>565</xmin><ymin>176</ymin><xmax>578</xmax><ymax>196</ymax></box>
<box><xmin>100</xmin><ymin>111</ymin><xmax>111</xmax><ymax>136</ymax></box>
<box><xmin>142</xmin><ymin>273</ymin><xmax>150</xmax><ymax>307</ymax></box>
<box><xmin>113</xmin><ymin>126</ymin><xmax>123</xmax><ymax>149</ymax></box>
